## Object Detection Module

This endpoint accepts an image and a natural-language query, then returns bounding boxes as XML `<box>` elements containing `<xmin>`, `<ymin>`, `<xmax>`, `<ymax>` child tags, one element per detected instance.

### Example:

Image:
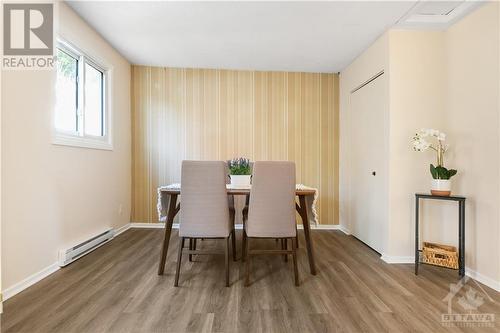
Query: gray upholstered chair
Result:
<box><xmin>174</xmin><ymin>160</ymin><xmax>235</xmax><ymax>287</ymax></box>
<box><xmin>242</xmin><ymin>161</ymin><xmax>299</xmax><ymax>286</ymax></box>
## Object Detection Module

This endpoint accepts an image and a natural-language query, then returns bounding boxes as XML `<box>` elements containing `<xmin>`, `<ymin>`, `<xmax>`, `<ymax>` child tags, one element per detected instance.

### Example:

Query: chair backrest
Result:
<box><xmin>180</xmin><ymin>161</ymin><xmax>230</xmax><ymax>238</ymax></box>
<box><xmin>246</xmin><ymin>161</ymin><xmax>296</xmax><ymax>238</ymax></box>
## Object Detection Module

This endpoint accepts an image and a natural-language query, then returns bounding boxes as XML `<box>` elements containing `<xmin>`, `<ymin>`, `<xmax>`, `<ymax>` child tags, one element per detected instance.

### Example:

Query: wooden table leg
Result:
<box><xmin>158</xmin><ymin>193</ymin><xmax>178</xmax><ymax>275</ymax></box>
<box><xmin>298</xmin><ymin>195</ymin><xmax>317</xmax><ymax>275</ymax></box>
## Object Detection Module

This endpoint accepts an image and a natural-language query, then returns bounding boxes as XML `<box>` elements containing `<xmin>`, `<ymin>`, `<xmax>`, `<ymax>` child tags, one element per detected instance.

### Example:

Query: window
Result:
<box><xmin>54</xmin><ymin>40</ymin><xmax>111</xmax><ymax>150</ymax></box>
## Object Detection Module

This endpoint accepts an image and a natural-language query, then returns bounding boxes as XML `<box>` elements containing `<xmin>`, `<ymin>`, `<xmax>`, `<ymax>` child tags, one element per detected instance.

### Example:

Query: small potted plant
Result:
<box><xmin>228</xmin><ymin>157</ymin><xmax>252</xmax><ymax>186</ymax></box>
<box><xmin>412</xmin><ymin>129</ymin><xmax>457</xmax><ymax>196</ymax></box>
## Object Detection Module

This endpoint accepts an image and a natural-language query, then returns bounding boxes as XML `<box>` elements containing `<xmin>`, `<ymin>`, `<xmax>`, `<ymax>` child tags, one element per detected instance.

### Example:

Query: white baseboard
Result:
<box><xmin>130</xmin><ymin>222</ymin><xmax>166</xmax><ymax>229</ymax></box>
<box><xmin>3</xmin><ymin>262</ymin><xmax>60</xmax><ymax>301</ymax></box>
<box><xmin>466</xmin><ymin>268</ymin><xmax>500</xmax><ymax>292</ymax></box>
<box><xmin>236</xmin><ymin>224</ymin><xmax>338</xmax><ymax>230</ymax></box>
<box><xmin>129</xmin><ymin>222</ymin><xmax>344</xmax><ymax>231</ymax></box>
<box><xmin>3</xmin><ymin>223</ymin><xmax>141</xmax><ymax>301</ymax></box>
<box><xmin>115</xmin><ymin>223</ymin><xmax>132</xmax><ymax>236</ymax></box>
<box><xmin>338</xmin><ymin>225</ymin><xmax>351</xmax><ymax>235</ymax></box>
<box><xmin>381</xmin><ymin>254</ymin><xmax>415</xmax><ymax>264</ymax></box>
<box><xmin>380</xmin><ymin>254</ymin><xmax>500</xmax><ymax>292</ymax></box>
<box><xmin>298</xmin><ymin>224</ymin><xmax>341</xmax><ymax>230</ymax></box>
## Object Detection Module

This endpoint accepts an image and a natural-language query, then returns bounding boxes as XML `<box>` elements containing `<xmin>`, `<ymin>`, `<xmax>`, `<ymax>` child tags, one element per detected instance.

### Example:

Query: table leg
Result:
<box><xmin>459</xmin><ymin>201</ymin><xmax>465</xmax><ymax>278</ymax></box>
<box><xmin>158</xmin><ymin>193</ymin><xmax>178</xmax><ymax>275</ymax></box>
<box><xmin>298</xmin><ymin>195</ymin><xmax>317</xmax><ymax>275</ymax></box>
<box><xmin>415</xmin><ymin>197</ymin><xmax>419</xmax><ymax>275</ymax></box>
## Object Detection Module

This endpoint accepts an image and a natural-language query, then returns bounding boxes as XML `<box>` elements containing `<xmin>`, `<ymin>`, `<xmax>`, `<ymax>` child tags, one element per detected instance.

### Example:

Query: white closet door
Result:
<box><xmin>349</xmin><ymin>74</ymin><xmax>387</xmax><ymax>253</ymax></box>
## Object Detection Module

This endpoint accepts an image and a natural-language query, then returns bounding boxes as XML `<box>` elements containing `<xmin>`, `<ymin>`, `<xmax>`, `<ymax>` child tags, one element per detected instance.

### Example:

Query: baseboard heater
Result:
<box><xmin>58</xmin><ymin>229</ymin><xmax>115</xmax><ymax>267</ymax></box>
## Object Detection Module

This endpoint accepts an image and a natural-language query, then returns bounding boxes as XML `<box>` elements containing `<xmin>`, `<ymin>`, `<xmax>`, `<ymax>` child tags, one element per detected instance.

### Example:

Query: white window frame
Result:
<box><xmin>53</xmin><ymin>38</ymin><xmax>113</xmax><ymax>150</ymax></box>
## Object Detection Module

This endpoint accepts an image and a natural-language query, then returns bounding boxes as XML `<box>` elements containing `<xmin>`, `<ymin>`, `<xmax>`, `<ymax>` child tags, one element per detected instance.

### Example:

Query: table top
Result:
<box><xmin>159</xmin><ymin>185</ymin><xmax>316</xmax><ymax>196</ymax></box>
<box><xmin>415</xmin><ymin>193</ymin><xmax>466</xmax><ymax>201</ymax></box>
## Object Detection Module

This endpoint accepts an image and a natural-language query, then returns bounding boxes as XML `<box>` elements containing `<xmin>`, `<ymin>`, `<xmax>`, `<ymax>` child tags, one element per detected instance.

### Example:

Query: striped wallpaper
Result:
<box><xmin>131</xmin><ymin>66</ymin><xmax>339</xmax><ymax>225</ymax></box>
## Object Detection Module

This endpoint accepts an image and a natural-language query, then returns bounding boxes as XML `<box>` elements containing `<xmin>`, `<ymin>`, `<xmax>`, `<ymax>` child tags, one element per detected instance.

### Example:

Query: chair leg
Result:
<box><xmin>292</xmin><ymin>237</ymin><xmax>299</xmax><ymax>286</ymax></box>
<box><xmin>231</xmin><ymin>229</ymin><xmax>237</xmax><ymax>261</ymax></box>
<box><xmin>193</xmin><ymin>238</ymin><xmax>198</xmax><ymax>261</ymax></box>
<box><xmin>225</xmin><ymin>236</ymin><xmax>230</xmax><ymax>287</ymax></box>
<box><xmin>286</xmin><ymin>239</ymin><xmax>289</xmax><ymax>261</ymax></box>
<box><xmin>296</xmin><ymin>227</ymin><xmax>299</xmax><ymax>249</ymax></box>
<box><xmin>174</xmin><ymin>237</ymin><xmax>185</xmax><ymax>287</ymax></box>
<box><xmin>229</xmin><ymin>209</ymin><xmax>236</xmax><ymax>261</ymax></box>
<box><xmin>245</xmin><ymin>234</ymin><xmax>251</xmax><ymax>286</ymax></box>
<box><xmin>189</xmin><ymin>238</ymin><xmax>193</xmax><ymax>262</ymax></box>
<box><xmin>281</xmin><ymin>239</ymin><xmax>288</xmax><ymax>262</ymax></box>
<box><xmin>242</xmin><ymin>226</ymin><xmax>247</xmax><ymax>262</ymax></box>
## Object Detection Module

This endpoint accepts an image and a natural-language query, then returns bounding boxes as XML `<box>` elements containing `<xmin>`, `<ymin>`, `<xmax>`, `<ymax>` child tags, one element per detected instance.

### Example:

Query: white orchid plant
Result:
<box><xmin>412</xmin><ymin>128</ymin><xmax>457</xmax><ymax>180</ymax></box>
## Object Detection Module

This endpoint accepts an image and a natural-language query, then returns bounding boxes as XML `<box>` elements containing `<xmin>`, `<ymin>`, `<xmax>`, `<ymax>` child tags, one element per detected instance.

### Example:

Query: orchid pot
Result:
<box><xmin>431</xmin><ymin>179</ymin><xmax>451</xmax><ymax>197</ymax></box>
<box><xmin>412</xmin><ymin>129</ymin><xmax>458</xmax><ymax>197</ymax></box>
<box><xmin>429</xmin><ymin>163</ymin><xmax>456</xmax><ymax>196</ymax></box>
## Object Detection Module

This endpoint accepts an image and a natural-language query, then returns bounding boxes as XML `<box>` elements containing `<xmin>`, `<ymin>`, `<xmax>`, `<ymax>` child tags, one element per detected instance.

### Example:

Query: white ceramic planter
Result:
<box><xmin>431</xmin><ymin>179</ymin><xmax>451</xmax><ymax>196</ymax></box>
<box><xmin>230</xmin><ymin>175</ymin><xmax>251</xmax><ymax>186</ymax></box>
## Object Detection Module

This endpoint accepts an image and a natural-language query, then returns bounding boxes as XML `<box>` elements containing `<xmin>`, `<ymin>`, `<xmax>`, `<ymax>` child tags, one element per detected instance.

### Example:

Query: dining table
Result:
<box><xmin>157</xmin><ymin>184</ymin><xmax>317</xmax><ymax>276</ymax></box>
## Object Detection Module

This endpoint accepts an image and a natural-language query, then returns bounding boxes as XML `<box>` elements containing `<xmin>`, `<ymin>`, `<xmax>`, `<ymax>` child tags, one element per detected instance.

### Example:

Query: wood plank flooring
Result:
<box><xmin>2</xmin><ymin>229</ymin><xmax>499</xmax><ymax>333</ymax></box>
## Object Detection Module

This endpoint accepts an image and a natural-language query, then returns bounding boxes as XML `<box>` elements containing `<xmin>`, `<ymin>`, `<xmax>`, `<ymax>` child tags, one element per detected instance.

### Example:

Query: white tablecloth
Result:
<box><xmin>157</xmin><ymin>183</ymin><xmax>318</xmax><ymax>225</ymax></box>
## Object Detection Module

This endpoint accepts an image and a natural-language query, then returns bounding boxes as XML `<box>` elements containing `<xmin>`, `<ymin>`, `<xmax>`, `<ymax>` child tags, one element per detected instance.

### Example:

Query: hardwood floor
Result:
<box><xmin>2</xmin><ymin>228</ymin><xmax>499</xmax><ymax>333</ymax></box>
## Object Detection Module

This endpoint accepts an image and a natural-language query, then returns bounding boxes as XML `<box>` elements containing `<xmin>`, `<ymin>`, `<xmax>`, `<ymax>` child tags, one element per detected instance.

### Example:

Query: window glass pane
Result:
<box><xmin>55</xmin><ymin>48</ymin><xmax>78</xmax><ymax>132</ymax></box>
<box><xmin>84</xmin><ymin>63</ymin><xmax>104</xmax><ymax>136</ymax></box>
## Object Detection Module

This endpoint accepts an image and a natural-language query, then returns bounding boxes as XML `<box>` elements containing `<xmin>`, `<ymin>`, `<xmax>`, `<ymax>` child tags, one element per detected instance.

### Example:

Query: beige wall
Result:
<box><xmin>1</xmin><ymin>3</ymin><xmax>131</xmax><ymax>292</ymax></box>
<box><xmin>0</xmin><ymin>46</ymin><xmax>3</xmax><ymax>310</ymax></box>
<box><xmin>387</xmin><ymin>30</ymin><xmax>449</xmax><ymax>257</ymax></box>
<box><xmin>340</xmin><ymin>3</ymin><xmax>500</xmax><ymax>286</ymax></box>
<box><xmin>445</xmin><ymin>2</ymin><xmax>500</xmax><ymax>284</ymax></box>
<box><xmin>131</xmin><ymin>66</ymin><xmax>339</xmax><ymax>225</ymax></box>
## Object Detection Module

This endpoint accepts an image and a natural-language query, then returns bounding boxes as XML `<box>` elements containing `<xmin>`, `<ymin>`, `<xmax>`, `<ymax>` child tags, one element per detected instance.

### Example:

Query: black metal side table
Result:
<box><xmin>415</xmin><ymin>193</ymin><xmax>466</xmax><ymax>277</ymax></box>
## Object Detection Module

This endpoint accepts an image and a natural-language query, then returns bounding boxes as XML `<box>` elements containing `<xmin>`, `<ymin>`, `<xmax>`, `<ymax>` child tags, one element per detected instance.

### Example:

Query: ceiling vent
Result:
<box><xmin>397</xmin><ymin>0</ymin><xmax>483</xmax><ymax>29</ymax></box>
<box><xmin>416</xmin><ymin>1</ymin><xmax>462</xmax><ymax>16</ymax></box>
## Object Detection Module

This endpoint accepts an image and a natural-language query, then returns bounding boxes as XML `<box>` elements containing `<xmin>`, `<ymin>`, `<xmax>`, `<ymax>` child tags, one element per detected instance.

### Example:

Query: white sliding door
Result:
<box><xmin>349</xmin><ymin>73</ymin><xmax>387</xmax><ymax>254</ymax></box>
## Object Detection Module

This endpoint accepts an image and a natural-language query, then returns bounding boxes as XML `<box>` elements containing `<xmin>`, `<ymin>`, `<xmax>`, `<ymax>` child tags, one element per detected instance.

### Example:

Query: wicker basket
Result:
<box><xmin>422</xmin><ymin>242</ymin><xmax>458</xmax><ymax>269</ymax></box>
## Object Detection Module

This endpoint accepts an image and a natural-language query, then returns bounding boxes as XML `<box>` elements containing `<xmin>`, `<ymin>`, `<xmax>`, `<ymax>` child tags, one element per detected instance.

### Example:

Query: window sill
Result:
<box><xmin>52</xmin><ymin>133</ymin><xmax>113</xmax><ymax>151</ymax></box>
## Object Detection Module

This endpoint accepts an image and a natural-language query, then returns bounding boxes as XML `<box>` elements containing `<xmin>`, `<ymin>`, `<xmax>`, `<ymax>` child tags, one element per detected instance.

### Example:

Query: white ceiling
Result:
<box><xmin>66</xmin><ymin>1</ymin><xmax>481</xmax><ymax>73</ymax></box>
